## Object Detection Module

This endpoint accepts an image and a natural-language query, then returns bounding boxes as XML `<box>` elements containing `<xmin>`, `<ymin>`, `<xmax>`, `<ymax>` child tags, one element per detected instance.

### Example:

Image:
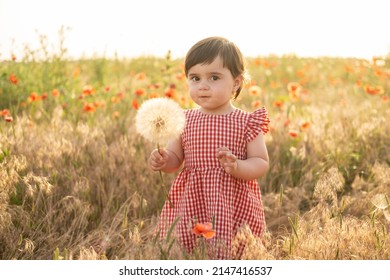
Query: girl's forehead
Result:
<box><xmin>189</xmin><ymin>56</ymin><xmax>227</xmax><ymax>73</ymax></box>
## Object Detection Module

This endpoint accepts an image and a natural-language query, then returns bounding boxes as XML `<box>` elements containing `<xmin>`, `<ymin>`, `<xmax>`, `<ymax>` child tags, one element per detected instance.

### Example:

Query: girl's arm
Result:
<box><xmin>148</xmin><ymin>137</ymin><xmax>184</xmax><ymax>173</ymax></box>
<box><xmin>217</xmin><ymin>132</ymin><xmax>269</xmax><ymax>180</ymax></box>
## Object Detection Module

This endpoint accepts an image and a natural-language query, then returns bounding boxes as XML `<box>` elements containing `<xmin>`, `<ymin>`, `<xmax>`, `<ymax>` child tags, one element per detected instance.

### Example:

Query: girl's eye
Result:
<box><xmin>190</xmin><ymin>76</ymin><xmax>200</xmax><ymax>82</ymax></box>
<box><xmin>210</xmin><ymin>76</ymin><xmax>219</xmax><ymax>81</ymax></box>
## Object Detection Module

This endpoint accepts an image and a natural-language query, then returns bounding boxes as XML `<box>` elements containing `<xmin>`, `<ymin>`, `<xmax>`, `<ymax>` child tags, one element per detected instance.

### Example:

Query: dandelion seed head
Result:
<box><xmin>135</xmin><ymin>98</ymin><xmax>185</xmax><ymax>146</ymax></box>
<box><xmin>371</xmin><ymin>194</ymin><xmax>388</xmax><ymax>210</ymax></box>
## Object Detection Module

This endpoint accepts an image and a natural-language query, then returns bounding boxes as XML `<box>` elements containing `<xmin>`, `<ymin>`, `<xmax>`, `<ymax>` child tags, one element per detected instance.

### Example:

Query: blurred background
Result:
<box><xmin>1</xmin><ymin>0</ymin><xmax>389</xmax><ymax>59</ymax></box>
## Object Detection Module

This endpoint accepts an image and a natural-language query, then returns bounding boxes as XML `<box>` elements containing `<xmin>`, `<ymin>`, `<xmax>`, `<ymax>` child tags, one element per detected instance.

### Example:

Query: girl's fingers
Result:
<box><xmin>216</xmin><ymin>147</ymin><xmax>237</xmax><ymax>175</ymax></box>
<box><xmin>218</xmin><ymin>151</ymin><xmax>236</xmax><ymax>161</ymax></box>
<box><xmin>217</xmin><ymin>146</ymin><xmax>229</xmax><ymax>156</ymax></box>
<box><xmin>226</xmin><ymin>153</ymin><xmax>236</xmax><ymax>160</ymax></box>
<box><xmin>153</xmin><ymin>149</ymin><xmax>168</xmax><ymax>162</ymax></box>
<box><xmin>149</xmin><ymin>149</ymin><xmax>169</xmax><ymax>171</ymax></box>
<box><xmin>217</xmin><ymin>147</ymin><xmax>234</xmax><ymax>159</ymax></box>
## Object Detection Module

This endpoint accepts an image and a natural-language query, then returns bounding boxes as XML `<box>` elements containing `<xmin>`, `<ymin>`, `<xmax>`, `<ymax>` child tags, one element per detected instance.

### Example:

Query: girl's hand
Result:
<box><xmin>149</xmin><ymin>149</ymin><xmax>170</xmax><ymax>171</ymax></box>
<box><xmin>217</xmin><ymin>147</ymin><xmax>238</xmax><ymax>175</ymax></box>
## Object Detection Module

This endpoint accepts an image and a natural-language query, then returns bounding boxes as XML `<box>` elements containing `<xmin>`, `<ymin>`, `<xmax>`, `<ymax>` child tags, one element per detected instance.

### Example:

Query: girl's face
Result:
<box><xmin>187</xmin><ymin>56</ymin><xmax>242</xmax><ymax>115</ymax></box>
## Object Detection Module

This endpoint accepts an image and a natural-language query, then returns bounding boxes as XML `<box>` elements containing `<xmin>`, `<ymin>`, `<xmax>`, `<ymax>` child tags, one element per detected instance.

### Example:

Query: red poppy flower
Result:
<box><xmin>134</xmin><ymin>88</ymin><xmax>146</xmax><ymax>97</ymax></box>
<box><xmin>251</xmin><ymin>100</ymin><xmax>262</xmax><ymax>109</ymax></box>
<box><xmin>273</xmin><ymin>100</ymin><xmax>284</xmax><ymax>108</ymax></box>
<box><xmin>9</xmin><ymin>74</ymin><xmax>18</xmax><ymax>85</ymax></box>
<box><xmin>288</xmin><ymin>129</ymin><xmax>299</xmax><ymax>138</ymax></box>
<box><xmin>83</xmin><ymin>103</ymin><xmax>96</xmax><ymax>113</ymax></box>
<box><xmin>28</xmin><ymin>92</ymin><xmax>41</xmax><ymax>102</ymax></box>
<box><xmin>52</xmin><ymin>89</ymin><xmax>60</xmax><ymax>97</ymax></box>
<box><xmin>165</xmin><ymin>87</ymin><xmax>176</xmax><ymax>99</ymax></box>
<box><xmin>364</xmin><ymin>85</ymin><xmax>384</xmax><ymax>96</ymax></box>
<box><xmin>1</xmin><ymin>109</ymin><xmax>10</xmax><ymax>117</ymax></box>
<box><xmin>300</xmin><ymin>121</ymin><xmax>311</xmax><ymax>131</ymax></box>
<box><xmin>4</xmin><ymin>116</ymin><xmax>13</xmax><ymax>122</ymax></box>
<box><xmin>249</xmin><ymin>85</ymin><xmax>262</xmax><ymax>96</ymax></box>
<box><xmin>82</xmin><ymin>85</ymin><xmax>95</xmax><ymax>96</ymax></box>
<box><xmin>41</xmin><ymin>93</ymin><xmax>48</xmax><ymax>100</ymax></box>
<box><xmin>192</xmin><ymin>223</ymin><xmax>216</xmax><ymax>239</ymax></box>
<box><xmin>287</xmin><ymin>82</ymin><xmax>301</xmax><ymax>93</ymax></box>
<box><xmin>132</xmin><ymin>99</ymin><xmax>139</xmax><ymax>110</ymax></box>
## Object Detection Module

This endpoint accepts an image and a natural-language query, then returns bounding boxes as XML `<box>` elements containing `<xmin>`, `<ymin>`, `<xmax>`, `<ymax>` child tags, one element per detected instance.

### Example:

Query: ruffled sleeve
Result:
<box><xmin>245</xmin><ymin>107</ymin><xmax>270</xmax><ymax>143</ymax></box>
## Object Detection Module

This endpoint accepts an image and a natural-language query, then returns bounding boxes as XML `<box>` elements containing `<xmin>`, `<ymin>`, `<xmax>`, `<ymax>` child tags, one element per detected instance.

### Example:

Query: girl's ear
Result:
<box><xmin>233</xmin><ymin>75</ymin><xmax>243</xmax><ymax>91</ymax></box>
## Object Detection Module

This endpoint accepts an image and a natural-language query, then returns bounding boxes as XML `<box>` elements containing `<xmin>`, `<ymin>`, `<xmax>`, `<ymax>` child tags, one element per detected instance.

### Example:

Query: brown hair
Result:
<box><xmin>184</xmin><ymin>37</ymin><xmax>247</xmax><ymax>99</ymax></box>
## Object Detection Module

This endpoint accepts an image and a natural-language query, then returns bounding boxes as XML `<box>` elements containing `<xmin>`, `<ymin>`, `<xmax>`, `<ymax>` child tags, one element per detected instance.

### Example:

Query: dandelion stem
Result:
<box><xmin>157</xmin><ymin>143</ymin><xmax>174</xmax><ymax>208</ymax></box>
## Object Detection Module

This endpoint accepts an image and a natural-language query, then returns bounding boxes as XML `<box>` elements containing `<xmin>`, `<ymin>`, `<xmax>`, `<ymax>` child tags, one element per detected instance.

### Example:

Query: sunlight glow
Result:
<box><xmin>0</xmin><ymin>0</ymin><xmax>389</xmax><ymax>59</ymax></box>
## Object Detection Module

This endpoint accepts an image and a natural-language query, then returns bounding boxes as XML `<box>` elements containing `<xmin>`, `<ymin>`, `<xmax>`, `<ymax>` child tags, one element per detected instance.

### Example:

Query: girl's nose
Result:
<box><xmin>198</xmin><ymin>80</ymin><xmax>210</xmax><ymax>90</ymax></box>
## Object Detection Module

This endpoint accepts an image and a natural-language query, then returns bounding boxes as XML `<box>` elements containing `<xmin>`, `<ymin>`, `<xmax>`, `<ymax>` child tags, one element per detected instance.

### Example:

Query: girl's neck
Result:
<box><xmin>199</xmin><ymin>104</ymin><xmax>236</xmax><ymax>115</ymax></box>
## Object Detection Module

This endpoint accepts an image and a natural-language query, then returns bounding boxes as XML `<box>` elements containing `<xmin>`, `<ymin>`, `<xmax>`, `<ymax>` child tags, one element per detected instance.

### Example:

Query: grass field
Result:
<box><xmin>0</xmin><ymin>34</ymin><xmax>389</xmax><ymax>259</ymax></box>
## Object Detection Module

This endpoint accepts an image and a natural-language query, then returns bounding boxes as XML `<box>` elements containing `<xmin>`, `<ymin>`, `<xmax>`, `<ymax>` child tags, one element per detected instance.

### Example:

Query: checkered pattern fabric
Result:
<box><xmin>158</xmin><ymin>107</ymin><xmax>270</xmax><ymax>259</ymax></box>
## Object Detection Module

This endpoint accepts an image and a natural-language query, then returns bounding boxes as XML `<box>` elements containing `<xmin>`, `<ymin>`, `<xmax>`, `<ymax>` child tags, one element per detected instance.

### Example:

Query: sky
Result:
<box><xmin>0</xmin><ymin>0</ymin><xmax>389</xmax><ymax>60</ymax></box>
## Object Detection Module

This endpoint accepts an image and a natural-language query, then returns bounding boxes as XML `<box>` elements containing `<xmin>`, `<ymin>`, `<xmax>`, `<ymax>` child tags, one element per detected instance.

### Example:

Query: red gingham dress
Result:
<box><xmin>158</xmin><ymin>107</ymin><xmax>270</xmax><ymax>259</ymax></box>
